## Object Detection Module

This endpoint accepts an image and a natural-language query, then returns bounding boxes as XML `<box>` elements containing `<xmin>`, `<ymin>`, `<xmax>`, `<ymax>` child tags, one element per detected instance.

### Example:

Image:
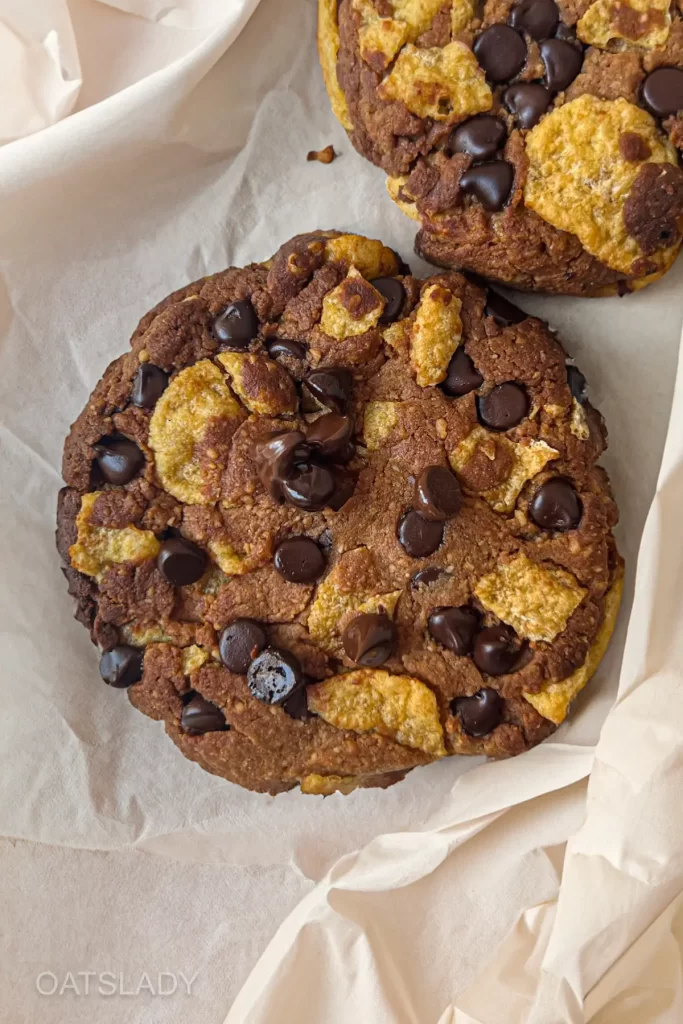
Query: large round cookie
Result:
<box><xmin>319</xmin><ymin>0</ymin><xmax>683</xmax><ymax>294</ymax></box>
<box><xmin>57</xmin><ymin>231</ymin><xmax>622</xmax><ymax>795</ymax></box>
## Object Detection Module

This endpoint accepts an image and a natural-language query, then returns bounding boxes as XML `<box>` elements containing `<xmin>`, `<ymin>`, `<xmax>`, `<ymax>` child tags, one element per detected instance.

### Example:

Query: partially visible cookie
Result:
<box><xmin>57</xmin><ymin>231</ymin><xmax>622</xmax><ymax>796</ymax></box>
<box><xmin>319</xmin><ymin>0</ymin><xmax>683</xmax><ymax>294</ymax></box>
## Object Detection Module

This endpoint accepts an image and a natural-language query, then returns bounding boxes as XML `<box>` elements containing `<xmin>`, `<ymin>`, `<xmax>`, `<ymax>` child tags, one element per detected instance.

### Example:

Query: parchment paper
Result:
<box><xmin>2</xmin><ymin>1</ymin><xmax>683</xmax><ymax>1021</ymax></box>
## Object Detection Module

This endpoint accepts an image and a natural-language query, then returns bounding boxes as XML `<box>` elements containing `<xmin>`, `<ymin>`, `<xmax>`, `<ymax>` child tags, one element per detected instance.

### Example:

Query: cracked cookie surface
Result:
<box><xmin>57</xmin><ymin>231</ymin><xmax>622</xmax><ymax>796</ymax></box>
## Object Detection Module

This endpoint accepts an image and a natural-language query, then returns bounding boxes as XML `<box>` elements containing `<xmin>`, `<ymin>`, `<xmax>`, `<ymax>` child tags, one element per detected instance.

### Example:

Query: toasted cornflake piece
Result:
<box><xmin>149</xmin><ymin>360</ymin><xmax>244</xmax><ymax>505</ymax></box>
<box><xmin>300</xmin><ymin>773</ymin><xmax>361</xmax><ymax>795</ymax></box>
<box><xmin>207</xmin><ymin>538</ymin><xmax>251</xmax><ymax>576</ymax></box>
<box><xmin>525</xmin><ymin>96</ymin><xmax>678</xmax><ymax>275</ymax></box>
<box><xmin>69</xmin><ymin>492</ymin><xmax>160</xmax><ymax>579</ymax></box>
<box><xmin>577</xmin><ymin>0</ymin><xmax>670</xmax><ymax>50</ymax></box>
<box><xmin>308</xmin><ymin>561</ymin><xmax>401</xmax><ymax>651</ymax></box>
<box><xmin>450</xmin><ymin>426</ymin><xmax>559</xmax><ymax>513</ymax></box>
<box><xmin>318</xmin><ymin>0</ymin><xmax>354</xmax><ymax>130</ymax></box>
<box><xmin>386</xmin><ymin>176</ymin><xmax>420</xmax><ymax>220</ymax></box>
<box><xmin>307</xmin><ymin>145</ymin><xmax>337</xmax><ymax>163</ymax></box>
<box><xmin>320</xmin><ymin>267</ymin><xmax>385</xmax><ymax>339</ymax></box>
<box><xmin>570</xmin><ymin>399</ymin><xmax>591</xmax><ymax>440</ymax></box>
<box><xmin>475</xmin><ymin>554</ymin><xmax>587</xmax><ymax>643</ymax></box>
<box><xmin>356</xmin><ymin>1</ymin><xmax>409</xmax><ymax>68</ymax></box>
<box><xmin>324</xmin><ymin>234</ymin><xmax>399</xmax><ymax>277</ymax></box>
<box><xmin>363</xmin><ymin>401</ymin><xmax>401</xmax><ymax>450</ymax></box>
<box><xmin>524</xmin><ymin>572</ymin><xmax>623</xmax><ymax>722</ymax></box>
<box><xmin>378</xmin><ymin>42</ymin><xmax>492</xmax><ymax>123</ymax></box>
<box><xmin>121</xmin><ymin>622</ymin><xmax>173</xmax><ymax>646</ymax></box>
<box><xmin>410</xmin><ymin>283</ymin><xmax>462</xmax><ymax>387</ymax></box>
<box><xmin>390</xmin><ymin>0</ymin><xmax>449</xmax><ymax>34</ymax></box>
<box><xmin>451</xmin><ymin>0</ymin><xmax>475</xmax><ymax>32</ymax></box>
<box><xmin>308</xmin><ymin>668</ymin><xmax>446</xmax><ymax>756</ymax></box>
<box><xmin>216</xmin><ymin>352</ymin><xmax>298</xmax><ymax>416</ymax></box>
<box><xmin>181</xmin><ymin>645</ymin><xmax>211</xmax><ymax>674</ymax></box>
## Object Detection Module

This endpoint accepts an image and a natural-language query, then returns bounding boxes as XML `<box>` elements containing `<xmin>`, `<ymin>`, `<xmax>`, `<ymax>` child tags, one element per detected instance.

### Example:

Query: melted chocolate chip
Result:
<box><xmin>473</xmin><ymin>624</ymin><xmax>524</xmax><ymax>675</ymax></box>
<box><xmin>477</xmin><ymin>383</ymin><xmax>529</xmax><ymax>430</ymax></box>
<box><xmin>94</xmin><ymin>438</ymin><xmax>145</xmax><ymax>485</ymax></box>
<box><xmin>219</xmin><ymin>619</ymin><xmax>268</xmax><ymax>674</ymax></box>
<box><xmin>449</xmin><ymin>115</ymin><xmax>507</xmax><ymax>161</ymax></box>
<box><xmin>398</xmin><ymin>510</ymin><xmax>444</xmax><ymax>558</ymax></box>
<box><xmin>213</xmin><ymin>300</ymin><xmax>258</xmax><ymax>349</ymax></box>
<box><xmin>257</xmin><ymin>431</ymin><xmax>310</xmax><ymax>500</ymax></box>
<box><xmin>411</xmin><ymin>567</ymin><xmax>445</xmax><ymax>588</ymax></box>
<box><xmin>428</xmin><ymin>606</ymin><xmax>480</xmax><ymax>656</ymax></box>
<box><xmin>529</xmin><ymin>478</ymin><xmax>582</xmax><ymax>531</ymax></box>
<box><xmin>274</xmin><ymin>536</ymin><xmax>326</xmax><ymax>583</ymax></box>
<box><xmin>328</xmin><ymin>468</ymin><xmax>356</xmax><ymax>511</ymax></box>
<box><xmin>474</xmin><ymin>25</ymin><xmax>527</xmax><ymax>83</ymax></box>
<box><xmin>282</xmin><ymin>687</ymin><xmax>312</xmax><ymax>720</ymax></box>
<box><xmin>503</xmin><ymin>82</ymin><xmax>552</xmax><ymax>129</ymax></box>
<box><xmin>281</xmin><ymin>462</ymin><xmax>336</xmax><ymax>511</ymax></box>
<box><xmin>371</xmin><ymin>277</ymin><xmax>406</xmax><ymax>323</ymax></box>
<box><xmin>485</xmin><ymin>291</ymin><xmax>527</xmax><ymax>325</ymax></box>
<box><xmin>247</xmin><ymin>647</ymin><xmax>304</xmax><ymax>705</ymax></box>
<box><xmin>554</xmin><ymin>21</ymin><xmax>576</xmax><ymax>40</ymax></box>
<box><xmin>460</xmin><ymin>162</ymin><xmax>514</xmax><ymax>212</ymax></box>
<box><xmin>540</xmin><ymin>39</ymin><xmax>583</xmax><ymax>92</ymax></box>
<box><xmin>453</xmin><ymin>688</ymin><xmax>503</xmax><ymax>736</ymax></box>
<box><xmin>441</xmin><ymin>348</ymin><xmax>484</xmax><ymax>397</ymax></box>
<box><xmin>642</xmin><ymin>67</ymin><xmax>683</xmax><ymax>118</ymax></box>
<box><xmin>130</xmin><ymin>364</ymin><xmax>169</xmax><ymax>408</ymax></box>
<box><xmin>302</xmin><ymin>367</ymin><xmax>353</xmax><ymax>413</ymax></box>
<box><xmin>566</xmin><ymin>364</ymin><xmax>588</xmax><ymax>404</ymax></box>
<box><xmin>157</xmin><ymin>537</ymin><xmax>207</xmax><ymax>586</ymax></box>
<box><xmin>509</xmin><ymin>0</ymin><xmax>559</xmax><ymax>40</ymax></box>
<box><xmin>266</xmin><ymin>338</ymin><xmax>306</xmax><ymax>361</ymax></box>
<box><xmin>415</xmin><ymin>466</ymin><xmax>463</xmax><ymax>522</ymax></box>
<box><xmin>342</xmin><ymin>612</ymin><xmax>396</xmax><ymax>667</ymax></box>
<box><xmin>180</xmin><ymin>693</ymin><xmax>228</xmax><ymax>735</ymax></box>
<box><xmin>306</xmin><ymin>413</ymin><xmax>354</xmax><ymax>459</ymax></box>
<box><xmin>99</xmin><ymin>645</ymin><xmax>143</xmax><ymax>688</ymax></box>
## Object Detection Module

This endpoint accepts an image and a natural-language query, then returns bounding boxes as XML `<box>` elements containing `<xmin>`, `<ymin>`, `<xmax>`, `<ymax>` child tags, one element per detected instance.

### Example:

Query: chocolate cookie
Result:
<box><xmin>57</xmin><ymin>231</ymin><xmax>622</xmax><ymax>796</ymax></box>
<box><xmin>319</xmin><ymin>0</ymin><xmax>683</xmax><ymax>295</ymax></box>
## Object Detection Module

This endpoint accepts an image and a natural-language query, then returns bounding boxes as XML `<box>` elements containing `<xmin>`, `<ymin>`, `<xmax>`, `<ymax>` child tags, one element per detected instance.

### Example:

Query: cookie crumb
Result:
<box><xmin>307</xmin><ymin>145</ymin><xmax>337</xmax><ymax>164</ymax></box>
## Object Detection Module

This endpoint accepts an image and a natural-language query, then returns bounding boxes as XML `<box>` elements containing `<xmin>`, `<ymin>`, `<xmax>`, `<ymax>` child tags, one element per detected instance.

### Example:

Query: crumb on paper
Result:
<box><xmin>307</xmin><ymin>145</ymin><xmax>338</xmax><ymax>164</ymax></box>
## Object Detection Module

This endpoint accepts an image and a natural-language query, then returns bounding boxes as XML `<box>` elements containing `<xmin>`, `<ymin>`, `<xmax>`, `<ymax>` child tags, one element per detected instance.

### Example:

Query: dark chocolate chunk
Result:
<box><xmin>306</xmin><ymin>413</ymin><xmax>354</xmax><ymax>459</ymax></box>
<box><xmin>266</xmin><ymin>338</ymin><xmax>306</xmax><ymax>361</ymax></box>
<box><xmin>411</xmin><ymin>567</ymin><xmax>446</xmax><ymax>588</ymax></box>
<box><xmin>99</xmin><ymin>645</ymin><xmax>144</xmax><ymax>688</ymax></box>
<box><xmin>273</xmin><ymin>536</ymin><xmax>326</xmax><ymax>583</ymax></box>
<box><xmin>473</xmin><ymin>624</ymin><xmax>524</xmax><ymax>675</ymax></box>
<box><xmin>247</xmin><ymin>647</ymin><xmax>304</xmax><ymax>705</ymax></box>
<box><xmin>540</xmin><ymin>39</ymin><xmax>583</xmax><ymax>92</ymax></box>
<box><xmin>282</xmin><ymin>687</ymin><xmax>312</xmax><ymax>720</ymax></box>
<box><xmin>509</xmin><ymin>0</ymin><xmax>559</xmax><ymax>40</ymax></box>
<box><xmin>460</xmin><ymin>162</ymin><xmax>514</xmax><ymax>211</ymax></box>
<box><xmin>213</xmin><ymin>299</ymin><xmax>258</xmax><ymax>349</ymax></box>
<box><xmin>342</xmin><ymin>612</ymin><xmax>396</xmax><ymax>667</ymax></box>
<box><xmin>219</xmin><ymin>619</ymin><xmax>268</xmax><ymax>674</ymax></box>
<box><xmin>642</xmin><ymin>67</ymin><xmax>683</xmax><ymax>118</ymax></box>
<box><xmin>428</xmin><ymin>606</ymin><xmax>480</xmax><ymax>656</ymax></box>
<box><xmin>415</xmin><ymin>466</ymin><xmax>463</xmax><ymax>522</ymax></box>
<box><xmin>281</xmin><ymin>462</ymin><xmax>336</xmax><ymax>511</ymax></box>
<box><xmin>93</xmin><ymin>438</ymin><xmax>144</xmax><ymax>485</ymax></box>
<box><xmin>453</xmin><ymin>688</ymin><xmax>503</xmax><ymax>736</ymax></box>
<box><xmin>257</xmin><ymin>431</ymin><xmax>310</xmax><ymax>501</ymax></box>
<box><xmin>157</xmin><ymin>537</ymin><xmax>207</xmax><ymax>586</ymax></box>
<box><xmin>397</xmin><ymin>510</ymin><xmax>444</xmax><ymax>558</ymax></box>
<box><xmin>477</xmin><ymin>383</ymin><xmax>529</xmax><ymax>430</ymax></box>
<box><xmin>529</xmin><ymin>478</ymin><xmax>582</xmax><ymax>531</ymax></box>
<box><xmin>485</xmin><ymin>291</ymin><xmax>527</xmax><ymax>325</ymax></box>
<box><xmin>474</xmin><ymin>25</ymin><xmax>527</xmax><ymax>83</ymax></box>
<box><xmin>441</xmin><ymin>348</ymin><xmax>484</xmax><ymax>397</ymax></box>
<box><xmin>302</xmin><ymin>367</ymin><xmax>353</xmax><ymax>412</ymax></box>
<box><xmin>371</xmin><ymin>277</ymin><xmax>406</xmax><ymax>324</ymax></box>
<box><xmin>449</xmin><ymin>115</ymin><xmax>507</xmax><ymax>161</ymax></box>
<box><xmin>503</xmin><ymin>82</ymin><xmax>552</xmax><ymax>129</ymax></box>
<box><xmin>130</xmin><ymin>364</ymin><xmax>169</xmax><ymax>408</ymax></box>
<box><xmin>180</xmin><ymin>693</ymin><xmax>228</xmax><ymax>735</ymax></box>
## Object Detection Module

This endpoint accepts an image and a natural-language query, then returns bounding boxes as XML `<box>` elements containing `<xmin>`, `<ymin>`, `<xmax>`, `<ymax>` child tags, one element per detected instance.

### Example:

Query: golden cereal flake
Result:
<box><xmin>308</xmin><ymin>565</ymin><xmax>401</xmax><ymax>651</ymax></box>
<box><xmin>524</xmin><ymin>95</ymin><xmax>678</xmax><ymax>275</ymax></box>
<box><xmin>181</xmin><ymin>645</ymin><xmax>210</xmax><ymax>674</ymax></box>
<box><xmin>524</xmin><ymin>571</ymin><xmax>623</xmax><ymax>723</ymax></box>
<box><xmin>450</xmin><ymin>426</ymin><xmax>560</xmax><ymax>513</ymax></box>
<box><xmin>386</xmin><ymin>176</ymin><xmax>420</xmax><ymax>220</ymax></box>
<box><xmin>570</xmin><ymin>399</ymin><xmax>591</xmax><ymax>440</ymax></box>
<box><xmin>451</xmin><ymin>0</ymin><xmax>475</xmax><ymax>32</ymax></box>
<box><xmin>69</xmin><ymin>492</ymin><xmax>160</xmax><ymax>579</ymax></box>
<box><xmin>410</xmin><ymin>283</ymin><xmax>463</xmax><ymax>387</ymax></box>
<box><xmin>307</xmin><ymin>669</ymin><xmax>447</xmax><ymax>756</ymax></box>
<box><xmin>318</xmin><ymin>0</ymin><xmax>354</xmax><ymax>130</ymax></box>
<box><xmin>148</xmin><ymin>360</ymin><xmax>243</xmax><ymax>505</ymax></box>
<box><xmin>475</xmin><ymin>554</ymin><xmax>587</xmax><ymax>644</ymax></box>
<box><xmin>207</xmin><ymin>538</ymin><xmax>251</xmax><ymax>576</ymax></box>
<box><xmin>320</xmin><ymin>267</ymin><xmax>385</xmax><ymax>339</ymax></box>
<box><xmin>577</xmin><ymin>0</ymin><xmax>670</xmax><ymax>49</ymax></box>
<box><xmin>389</xmin><ymin>0</ymin><xmax>450</xmax><ymax>34</ymax></box>
<box><xmin>355</xmin><ymin>1</ymin><xmax>410</xmax><ymax>68</ymax></box>
<box><xmin>324</xmin><ymin>234</ymin><xmax>399</xmax><ymax>278</ymax></box>
<box><xmin>363</xmin><ymin>401</ymin><xmax>400</xmax><ymax>450</ymax></box>
<box><xmin>121</xmin><ymin>623</ymin><xmax>172</xmax><ymax>646</ymax></box>
<box><xmin>378</xmin><ymin>42</ymin><xmax>492</xmax><ymax>123</ymax></box>
<box><xmin>216</xmin><ymin>352</ymin><xmax>298</xmax><ymax>416</ymax></box>
<box><xmin>300</xmin><ymin>773</ymin><xmax>361</xmax><ymax>796</ymax></box>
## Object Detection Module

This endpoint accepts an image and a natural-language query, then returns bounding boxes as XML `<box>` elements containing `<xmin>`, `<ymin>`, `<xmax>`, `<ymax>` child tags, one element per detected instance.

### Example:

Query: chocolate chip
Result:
<box><xmin>415</xmin><ymin>466</ymin><xmax>462</xmax><ymax>522</ymax></box>
<box><xmin>371</xmin><ymin>277</ymin><xmax>406</xmax><ymax>324</ymax></box>
<box><xmin>474</xmin><ymin>25</ymin><xmax>527</xmax><ymax>83</ymax></box>
<box><xmin>473</xmin><ymin>624</ymin><xmax>524</xmax><ymax>675</ymax></box>
<box><xmin>411</xmin><ymin>566</ymin><xmax>445</xmax><ymax>587</ymax></box>
<box><xmin>398</xmin><ymin>510</ymin><xmax>444</xmax><ymax>558</ymax></box>
<box><xmin>441</xmin><ymin>348</ymin><xmax>484</xmax><ymax>397</ymax></box>
<box><xmin>302</xmin><ymin>367</ymin><xmax>353</xmax><ymax>412</ymax></box>
<box><xmin>342</xmin><ymin>612</ymin><xmax>396</xmax><ymax>667</ymax></box>
<box><xmin>213</xmin><ymin>299</ymin><xmax>258</xmax><ymax>349</ymax></box>
<box><xmin>460</xmin><ymin>162</ymin><xmax>514</xmax><ymax>212</ymax></box>
<box><xmin>283</xmin><ymin>687</ymin><xmax>312</xmax><ymax>720</ymax></box>
<box><xmin>266</xmin><ymin>338</ymin><xmax>306</xmax><ymax>361</ymax></box>
<box><xmin>281</xmin><ymin>462</ymin><xmax>336</xmax><ymax>511</ymax></box>
<box><xmin>306</xmin><ymin>413</ymin><xmax>354</xmax><ymax>459</ymax></box>
<box><xmin>529</xmin><ymin>478</ymin><xmax>581</xmax><ymax>531</ymax></box>
<box><xmin>509</xmin><ymin>0</ymin><xmax>559</xmax><ymax>40</ymax></box>
<box><xmin>328</xmin><ymin>468</ymin><xmax>356</xmax><ymax>511</ymax></box>
<box><xmin>566</xmin><ymin>364</ymin><xmax>588</xmax><ymax>404</ymax></box>
<box><xmin>274</xmin><ymin>536</ymin><xmax>326</xmax><ymax>583</ymax></box>
<box><xmin>219</xmin><ymin>619</ymin><xmax>268</xmax><ymax>674</ymax></box>
<box><xmin>554</xmin><ymin>21</ymin><xmax>576</xmax><ymax>40</ymax></box>
<box><xmin>540</xmin><ymin>39</ymin><xmax>582</xmax><ymax>93</ymax></box>
<box><xmin>130</xmin><ymin>364</ymin><xmax>169</xmax><ymax>408</ymax></box>
<box><xmin>99</xmin><ymin>645</ymin><xmax>144</xmax><ymax>688</ymax></box>
<box><xmin>428</xmin><ymin>606</ymin><xmax>480</xmax><ymax>656</ymax></box>
<box><xmin>642</xmin><ymin>67</ymin><xmax>683</xmax><ymax>118</ymax></box>
<box><xmin>485</xmin><ymin>291</ymin><xmax>527</xmax><ymax>324</ymax></box>
<box><xmin>453</xmin><ymin>688</ymin><xmax>503</xmax><ymax>736</ymax></box>
<box><xmin>180</xmin><ymin>693</ymin><xmax>228</xmax><ymax>735</ymax></box>
<box><xmin>449</xmin><ymin>115</ymin><xmax>507</xmax><ymax>161</ymax></box>
<box><xmin>93</xmin><ymin>437</ymin><xmax>145</xmax><ymax>486</ymax></box>
<box><xmin>503</xmin><ymin>82</ymin><xmax>552</xmax><ymax>129</ymax></box>
<box><xmin>157</xmin><ymin>537</ymin><xmax>207</xmax><ymax>586</ymax></box>
<box><xmin>477</xmin><ymin>383</ymin><xmax>529</xmax><ymax>430</ymax></box>
<box><xmin>257</xmin><ymin>431</ymin><xmax>310</xmax><ymax>500</ymax></box>
<box><xmin>247</xmin><ymin>647</ymin><xmax>304</xmax><ymax>705</ymax></box>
